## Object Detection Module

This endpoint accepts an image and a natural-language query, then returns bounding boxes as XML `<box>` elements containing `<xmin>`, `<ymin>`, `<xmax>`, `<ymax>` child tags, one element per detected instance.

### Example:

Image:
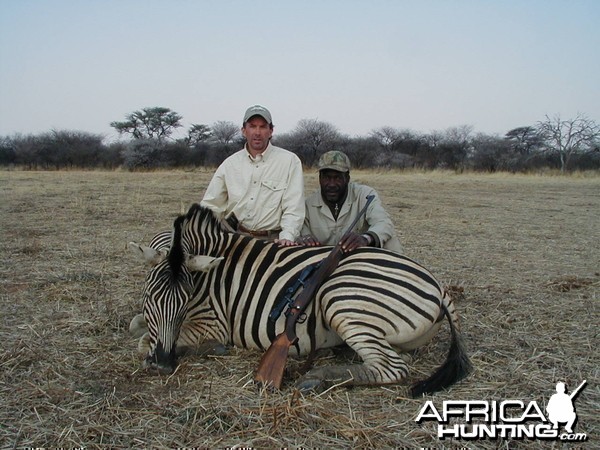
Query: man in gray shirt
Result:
<box><xmin>298</xmin><ymin>151</ymin><xmax>402</xmax><ymax>253</ymax></box>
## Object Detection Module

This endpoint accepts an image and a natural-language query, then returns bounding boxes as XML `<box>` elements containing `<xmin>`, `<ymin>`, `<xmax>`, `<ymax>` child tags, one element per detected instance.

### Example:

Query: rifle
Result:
<box><xmin>268</xmin><ymin>262</ymin><xmax>321</xmax><ymax>323</ymax></box>
<box><xmin>255</xmin><ymin>194</ymin><xmax>375</xmax><ymax>389</ymax></box>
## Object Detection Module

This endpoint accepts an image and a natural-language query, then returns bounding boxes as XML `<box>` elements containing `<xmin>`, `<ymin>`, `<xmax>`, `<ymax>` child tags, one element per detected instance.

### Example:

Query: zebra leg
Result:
<box><xmin>296</xmin><ymin>331</ymin><xmax>410</xmax><ymax>391</ymax></box>
<box><xmin>176</xmin><ymin>340</ymin><xmax>228</xmax><ymax>357</ymax></box>
<box><xmin>129</xmin><ymin>313</ymin><xmax>147</xmax><ymax>338</ymax></box>
<box><xmin>397</xmin><ymin>321</ymin><xmax>443</xmax><ymax>351</ymax></box>
<box><xmin>129</xmin><ymin>314</ymin><xmax>227</xmax><ymax>358</ymax></box>
<box><xmin>175</xmin><ymin>324</ymin><xmax>228</xmax><ymax>357</ymax></box>
<box><xmin>137</xmin><ymin>332</ymin><xmax>151</xmax><ymax>354</ymax></box>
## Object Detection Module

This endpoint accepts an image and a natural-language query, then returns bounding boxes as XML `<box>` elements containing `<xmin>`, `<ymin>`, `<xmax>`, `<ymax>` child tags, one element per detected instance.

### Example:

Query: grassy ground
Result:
<box><xmin>1</xmin><ymin>169</ymin><xmax>598</xmax><ymax>449</ymax></box>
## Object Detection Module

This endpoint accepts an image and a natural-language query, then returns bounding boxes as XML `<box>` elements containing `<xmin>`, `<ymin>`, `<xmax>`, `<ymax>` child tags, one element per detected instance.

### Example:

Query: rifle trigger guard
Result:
<box><xmin>284</xmin><ymin>304</ymin><xmax>301</xmax><ymax>318</ymax></box>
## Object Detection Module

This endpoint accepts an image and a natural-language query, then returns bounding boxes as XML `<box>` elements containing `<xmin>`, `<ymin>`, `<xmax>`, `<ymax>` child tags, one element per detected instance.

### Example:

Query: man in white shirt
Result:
<box><xmin>201</xmin><ymin>105</ymin><xmax>304</xmax><ymax>246</ymax></box>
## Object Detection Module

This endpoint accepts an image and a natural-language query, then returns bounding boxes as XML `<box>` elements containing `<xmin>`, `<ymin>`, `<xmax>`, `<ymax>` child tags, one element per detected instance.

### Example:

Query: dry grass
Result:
<box><xmin>1</xmin><ymin>169</ymin><xmax>598</xmax><ymax>449</ymax></box>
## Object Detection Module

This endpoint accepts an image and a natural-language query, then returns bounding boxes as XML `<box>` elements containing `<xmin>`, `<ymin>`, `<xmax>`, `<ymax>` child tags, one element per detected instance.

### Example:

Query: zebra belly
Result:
<box><xmin>230</xmin><ymin>311</ymin><xmax>345</xmax><ymax>355</ymax></box>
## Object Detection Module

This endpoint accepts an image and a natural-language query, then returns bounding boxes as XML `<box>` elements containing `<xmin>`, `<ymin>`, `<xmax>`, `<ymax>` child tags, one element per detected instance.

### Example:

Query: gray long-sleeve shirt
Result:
<box><xmin>302</xmin><ymin>182</ymin><xmax>402</xmax><ymax>252</ymax></box>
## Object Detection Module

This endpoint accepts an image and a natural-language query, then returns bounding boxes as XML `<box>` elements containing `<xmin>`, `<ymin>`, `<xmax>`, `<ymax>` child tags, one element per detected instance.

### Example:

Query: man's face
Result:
<box><xmin>319</xmin><ymin>169</ymin><xmax>349</xmax><ymax>204</ymax></box>
<box><xmin>242</xmin><ymin>116</ymin><xmax>273</xmax><ymax>152</ymax></box>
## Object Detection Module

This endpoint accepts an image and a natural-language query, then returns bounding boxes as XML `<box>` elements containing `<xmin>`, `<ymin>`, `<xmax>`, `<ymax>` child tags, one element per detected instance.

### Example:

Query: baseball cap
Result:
<box><xmin>243</xmin><ymin>105</ymin><xmax>272</xmax><ymax>125</ymax></box>
<box><xmin>317</xmin><ymin>151</ymin><xmax>351</xmax><ymax>172</ymax></box>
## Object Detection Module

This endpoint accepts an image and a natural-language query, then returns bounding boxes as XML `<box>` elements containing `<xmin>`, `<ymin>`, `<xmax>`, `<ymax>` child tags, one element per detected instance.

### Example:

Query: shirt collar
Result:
<box><xmin>245</xmin><ymin>142</ymin><xmax>273</xmax><ymax>162</ymax></box>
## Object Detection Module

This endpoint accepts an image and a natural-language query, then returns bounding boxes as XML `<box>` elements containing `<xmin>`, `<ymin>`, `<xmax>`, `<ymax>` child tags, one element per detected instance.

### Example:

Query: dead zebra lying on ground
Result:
<box><xmin>129</xmin><ymin>204</ymin><xmax>472</xmax><ymax>396</ymax></box>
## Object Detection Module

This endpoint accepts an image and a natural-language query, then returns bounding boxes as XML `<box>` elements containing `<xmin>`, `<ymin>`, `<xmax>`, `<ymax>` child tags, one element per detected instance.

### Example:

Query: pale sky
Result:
<box><xmin>1</xmin><ymin>0</ymin><xmax>599</xmax><ymax>142</ymax></box>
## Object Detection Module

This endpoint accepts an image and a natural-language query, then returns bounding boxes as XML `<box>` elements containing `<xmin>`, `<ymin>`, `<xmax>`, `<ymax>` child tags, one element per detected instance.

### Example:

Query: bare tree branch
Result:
<box><xmin>537</xmin><ymin>113</ymin><xmax>600</xmax><ymax>172</ymax></box>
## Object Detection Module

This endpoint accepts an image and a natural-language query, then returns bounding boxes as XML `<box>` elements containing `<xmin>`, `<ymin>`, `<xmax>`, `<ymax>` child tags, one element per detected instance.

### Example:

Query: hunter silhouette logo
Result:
<box><xmin>546</xmin><ymin>380</ymin><xmax>586</xmax><ymax>434</ymax></box>
<box><xmin>415</xmin><ymin>379</ymin><xmax>589</xmax><ymax>442</ymax></box>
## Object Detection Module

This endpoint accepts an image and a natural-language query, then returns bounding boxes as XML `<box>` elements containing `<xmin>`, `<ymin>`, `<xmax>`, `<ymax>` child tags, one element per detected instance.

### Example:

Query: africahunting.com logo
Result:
<box><xmin>415</xmin><ymin>380</ymin><xmax>588</xmax><ymax>442</ymax></box>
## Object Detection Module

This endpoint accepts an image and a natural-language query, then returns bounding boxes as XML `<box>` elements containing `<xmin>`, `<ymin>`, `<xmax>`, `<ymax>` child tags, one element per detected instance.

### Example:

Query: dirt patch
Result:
<box><xmin>547</xmin><ymin>275</ymin><xmax>597</xmax><ymax>292</ymax></box>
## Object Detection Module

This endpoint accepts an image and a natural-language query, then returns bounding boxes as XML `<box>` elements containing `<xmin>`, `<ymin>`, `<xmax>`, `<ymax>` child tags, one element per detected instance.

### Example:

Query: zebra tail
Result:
<box><xmin>410</xmin><ymin>294</ymin><xmax>472</xmax><ymax>397</ymax></box>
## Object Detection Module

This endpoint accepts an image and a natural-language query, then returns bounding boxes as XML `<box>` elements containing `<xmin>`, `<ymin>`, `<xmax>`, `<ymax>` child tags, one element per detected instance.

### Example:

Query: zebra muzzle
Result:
<box><xmin>143</xmin><ymin>342</ymin><xmax>177</xmax><ymax>375</ymax></box>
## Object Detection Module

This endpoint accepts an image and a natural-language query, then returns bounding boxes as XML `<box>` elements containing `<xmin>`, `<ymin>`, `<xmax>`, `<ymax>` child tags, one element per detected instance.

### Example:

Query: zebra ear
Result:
<box><xmin>185</xmin><ymin>255</ymin><xmax>224</xmax><ymax>272</ymax></box>
<box><xmin>128</xmin><ymin>242</ymin><xmax>168</xmax><ymax>266</ymax></box>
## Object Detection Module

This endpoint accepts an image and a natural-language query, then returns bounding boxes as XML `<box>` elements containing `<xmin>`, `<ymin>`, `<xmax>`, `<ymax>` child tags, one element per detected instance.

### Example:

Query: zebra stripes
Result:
<box><xmin>129</xmin><ymin>203</ymin><xmax>471</xmax><ymax>395</ymax></box>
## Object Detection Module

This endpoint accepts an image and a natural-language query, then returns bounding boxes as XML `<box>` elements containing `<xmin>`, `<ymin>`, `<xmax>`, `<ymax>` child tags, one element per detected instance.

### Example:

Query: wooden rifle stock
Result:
<box><xmin>255</xmin><ymin>195</ymin><xmax>375</xmax><ymax>388</ymax></box>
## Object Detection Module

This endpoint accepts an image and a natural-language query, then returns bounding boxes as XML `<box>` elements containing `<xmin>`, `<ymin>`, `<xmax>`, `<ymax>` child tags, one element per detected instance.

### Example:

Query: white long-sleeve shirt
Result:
<box><xmin>201</xmin><ymin>143</ymin><xmax>304</xmax><ymax>241</ymax></box>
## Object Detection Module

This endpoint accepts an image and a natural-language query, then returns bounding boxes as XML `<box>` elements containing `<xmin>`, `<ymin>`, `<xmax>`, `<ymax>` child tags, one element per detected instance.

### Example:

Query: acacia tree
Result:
<box><xmin>0</xmin><ymin>136</ymin><xmax>16</xmax><ymax>165</ymax></box>
<box><xmin>426</xmin><ymin>125</ymin><xmax>473</xmax><ymax>170</ymax></box>
<box><xmin>47</xmin><ymin>129</ymin><xmax>104</xmax><ymax>168</ymax></box>
<box><xmin>110</xmin><ymin>107</ymin><xmax>183</xmax><ymax>141</ymax></box>
<box><xmin>211</xmin><ymin>121</ymin><xmax>240</xmax><ymax>145</ymax></box>
<box><xmin>291</xmin><ymin>118</ymin><xmax>341</xmax><ymax>166</ymax></box>
<box><xmin>370</xmin><ymin>126</ymin><xmax>402</xmax><ymax>152</ymax></box>
<box><xmin>537</xmin><ymin>113</ymin><xmax>600</xmax><ymax>172</ymax></box>
<box><xmin>470</xmin><ymin>133</ymin><xmax>512</xmax><ymax>172</ymax></box>
<box><xmin>185</xmin><ymin>124</ymin><xmax>213</xmax><ymax>147</ymax></box>
<box><xmin>505</xmin><ymin>126</ymin><xmax>544</xmax><ymax>155</ymax></box>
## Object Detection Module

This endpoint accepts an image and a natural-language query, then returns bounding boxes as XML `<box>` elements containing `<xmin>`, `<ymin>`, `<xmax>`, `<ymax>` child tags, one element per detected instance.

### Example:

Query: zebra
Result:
<box><xmin>128</xmin><ymin>203</ymin><xmax>471</xmax><ymax>396</ymax></box>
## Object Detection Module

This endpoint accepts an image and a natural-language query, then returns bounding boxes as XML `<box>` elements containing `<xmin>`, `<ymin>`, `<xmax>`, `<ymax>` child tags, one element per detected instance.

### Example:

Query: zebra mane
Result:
<box><xmin>182</xmin><ymin>203</ymin><xmax>227</xmax><ymax>239</ymax></box>
<box><xmin>167</xmin><ymin>213</ymin><xmax>186</xmax><ymax>279</ymax></box>
<box><xmin>167</xmin><ymin>203</ymin><xmax>227</xmax><ymax>277</ymax></box>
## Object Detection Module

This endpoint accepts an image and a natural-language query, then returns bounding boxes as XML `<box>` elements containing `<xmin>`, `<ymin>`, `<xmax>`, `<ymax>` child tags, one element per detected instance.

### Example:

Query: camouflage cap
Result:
<box><xmin>243</xmin><ymin>105</ymin><xmax>273</xmax><ymax>125</ymax></box>
<box><xmin>317</xmin><ymin>151</ymin><xmax>351</xmax><ymax>172</ymax></box>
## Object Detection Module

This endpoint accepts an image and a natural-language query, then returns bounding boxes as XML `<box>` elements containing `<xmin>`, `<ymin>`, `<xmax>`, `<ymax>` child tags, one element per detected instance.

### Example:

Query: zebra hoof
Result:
<box><xmin>295</xmin><ymin>377</ymin><xmax>330</xmax><ymax>393</ymax></box>
<box><xmin>199</xmin><ymin>341</ymin><xmax>228</xmax><ymax>356</ymax></box>
<box><xmin>177</xmin><ymin>341</ymin><xmax>228</xmax><ymax>357</ymax></box>
<box><xmin>143</xmin><ymin>358</ymin><xmax>175</xmax><ymax>375</ymax></box>
<box><xmin>143</xmin><ymin>346</ymin><xmax>177</xmax><ymax>375</ymax></box>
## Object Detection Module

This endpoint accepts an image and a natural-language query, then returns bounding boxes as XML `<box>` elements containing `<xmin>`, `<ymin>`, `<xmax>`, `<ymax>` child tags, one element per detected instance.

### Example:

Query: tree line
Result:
<box><xmin>1</xmin><ymin>107</ymin><xmax>598</xmax><ymax>172</ymax></box>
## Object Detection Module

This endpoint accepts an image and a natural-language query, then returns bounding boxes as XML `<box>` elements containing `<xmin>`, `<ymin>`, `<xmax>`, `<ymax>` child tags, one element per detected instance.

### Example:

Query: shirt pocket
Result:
<box><xmin>260</xmin><ymin>180</ymin><xmax>287</xmax><ymax>210</ymax></box>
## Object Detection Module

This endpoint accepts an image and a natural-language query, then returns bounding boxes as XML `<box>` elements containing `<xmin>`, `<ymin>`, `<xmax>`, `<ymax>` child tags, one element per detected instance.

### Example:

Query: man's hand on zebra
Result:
<box><xmin>297</xmin><ymin>234</ymin><xmax>322</xmax><ymax>247</ymax></box>
<box><xmin>339</xmin><ymin>232</ymin><xmax>371</xmax><ymax>253</ymax></box>
<box><xmin>274</xmin><ymin>238</ymin><xmax>299</xmax><ymax>247</ymax></box>
<box><xmin>297</xmin><ymin>232</ymin><xmax>370</xmax><ymax>253</ymax></box>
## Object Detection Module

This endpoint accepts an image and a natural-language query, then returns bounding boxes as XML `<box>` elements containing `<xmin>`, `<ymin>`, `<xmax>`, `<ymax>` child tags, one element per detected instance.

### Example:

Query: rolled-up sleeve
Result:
<box><xmin>201</xmin><ymin>165</ymin><xmax>229</xmax><ymax>215</ymax></box>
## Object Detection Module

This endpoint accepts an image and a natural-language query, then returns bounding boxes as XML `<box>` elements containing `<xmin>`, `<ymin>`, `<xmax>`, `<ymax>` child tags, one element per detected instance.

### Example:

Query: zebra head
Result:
<box><xmin>129</xmin><ymin>208</ymin><xmax>223</xmax><ymax>374</ymax></box>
